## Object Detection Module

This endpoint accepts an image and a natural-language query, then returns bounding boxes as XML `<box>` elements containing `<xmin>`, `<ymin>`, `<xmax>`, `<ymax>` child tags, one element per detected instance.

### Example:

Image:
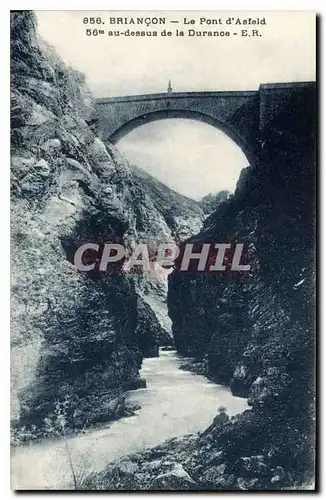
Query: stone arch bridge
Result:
<box><xmin>95</xmin><ymin>82</ymin><xmax>315</xmax><ymax>166</ymax></box>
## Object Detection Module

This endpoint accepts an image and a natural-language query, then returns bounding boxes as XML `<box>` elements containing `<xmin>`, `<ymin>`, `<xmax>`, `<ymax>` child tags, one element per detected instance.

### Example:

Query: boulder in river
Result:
<box><xmin>150</xmin><ymin>464</ymin><xmax>197</xmax><ymax>490</ymax></box>
<box><xmin>200</xmin><ymin>464</ymin><xmax>235</xmax><ymax>489</ymax></box>
<box><xmin>123</xmin><ymin>378</ymin><xmax>147</xmax><ymax>391</ymax></box>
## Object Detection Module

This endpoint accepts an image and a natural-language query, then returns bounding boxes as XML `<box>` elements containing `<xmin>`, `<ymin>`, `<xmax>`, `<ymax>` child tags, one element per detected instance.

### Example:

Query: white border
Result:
<box><xmin>3</xmin><ymin>1</ymin><xmax>324</xmax><ymax>10</ymax></box>
<box><xmin>2</xmin><ymin>0</ymin><xmax>323</xmax><ymax>498</ymax></box>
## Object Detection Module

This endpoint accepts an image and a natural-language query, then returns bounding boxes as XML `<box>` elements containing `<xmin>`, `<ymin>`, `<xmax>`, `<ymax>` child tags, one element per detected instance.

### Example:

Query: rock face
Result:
<box><xmin>11</xmin><ymin>10</ymin><xmax>315</xmax><ymax>491</ymax></box>
<box><xmin>10</xmin><ymin>11</ymin><xmax>195</xmax><ymax>439</ymax></box>
<box><xmin>166</xmin><ymin>83</ymin><xmax>316</xmax><ymax>488</ymax></box>
<box><xmin>81</xmin><ymin>434</ymin><xmax>200</xmax><ymax>490</ymax></box>
<box><xmin>130</xmin><ymin>164</ymin><xmax>204</xmax><ymax>242</ymax></box>
<box><xmin>199</xmin><ymin>190</ymin><xmax>230</xmax><ymax>215</ymax></box>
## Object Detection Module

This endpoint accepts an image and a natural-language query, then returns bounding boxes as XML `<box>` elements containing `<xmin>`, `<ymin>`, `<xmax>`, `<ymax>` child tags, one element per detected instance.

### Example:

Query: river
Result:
<box><xmin>11</xmin><ymin>349</ymin><xmax>249</xmax><ymax>490</ymax></box>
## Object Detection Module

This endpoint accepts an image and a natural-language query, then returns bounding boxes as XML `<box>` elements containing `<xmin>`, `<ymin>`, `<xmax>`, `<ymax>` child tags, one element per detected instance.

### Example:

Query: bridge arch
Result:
<box><xmin>95</xmin><ymin>84</ymin><xmax>315</xmax><ymax>171</ymax></box>
<box><xmin>107</xmin><ymin>109</ymin><xmax>254</xmax><ymax>166</ymax></box>
<box><xmin>95</xmin><ymin>91</ymin><xmax>261</xmax><ymax>167</ymax></box>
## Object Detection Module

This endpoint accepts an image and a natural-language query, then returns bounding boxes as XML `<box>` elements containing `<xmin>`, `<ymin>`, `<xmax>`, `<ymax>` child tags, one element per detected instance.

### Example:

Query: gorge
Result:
<box><xmin>10</xmin><ymin>11</ymin><xmax>316</xmax><ymax>491</ymax></box>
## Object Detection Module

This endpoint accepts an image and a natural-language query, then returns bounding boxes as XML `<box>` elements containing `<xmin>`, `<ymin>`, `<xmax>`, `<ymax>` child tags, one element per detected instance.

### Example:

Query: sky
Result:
<box><xmin>36</xmin><ymin>11</ymin><xmax>316</xmax><ymax>199</ymax></box>
<box><xmin>117</xmin><ymin>120</ymin><xmax>247</xmax><ymax>199</ymax></box>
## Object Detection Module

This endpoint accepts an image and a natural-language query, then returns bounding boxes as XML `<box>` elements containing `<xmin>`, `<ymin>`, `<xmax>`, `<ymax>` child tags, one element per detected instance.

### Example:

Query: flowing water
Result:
<box><xmin>11</xmin><ymin>350</ymin><xmax>249</xmax><ymax>490</ymax></box>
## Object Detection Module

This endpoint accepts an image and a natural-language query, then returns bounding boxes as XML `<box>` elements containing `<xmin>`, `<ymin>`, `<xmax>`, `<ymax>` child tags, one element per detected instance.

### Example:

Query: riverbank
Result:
<box><xmin>11</xmin><ymin>350</ymin><xmax>248</xmax><ymax>490</ymax></box>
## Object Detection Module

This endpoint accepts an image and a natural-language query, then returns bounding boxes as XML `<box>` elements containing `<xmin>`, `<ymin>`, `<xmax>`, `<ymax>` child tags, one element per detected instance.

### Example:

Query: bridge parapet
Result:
<box><xmin>97</xmin><ymin>90</ymin><xmax>258</xmax><ymax>104</ymax></box>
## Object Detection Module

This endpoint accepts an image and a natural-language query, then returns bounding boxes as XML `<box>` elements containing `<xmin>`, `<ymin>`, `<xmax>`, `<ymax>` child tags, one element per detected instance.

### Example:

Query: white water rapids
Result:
<box><xmin>11</xmin><ymin>350</ymin><xmax>249</xmax><ymax>490</ymax></box>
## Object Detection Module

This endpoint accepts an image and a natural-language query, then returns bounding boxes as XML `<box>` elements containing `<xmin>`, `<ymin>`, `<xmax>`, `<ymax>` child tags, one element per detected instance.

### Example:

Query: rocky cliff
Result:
<box><xmin>86</xmin><ymin>84</ymin><xmax>316</xmax><ymax>490</ymax></box>
<box><xmin>166</xmin><ymin>83</ymin><xmax>316</xmax><ymax>489</ymax></box>
<box><xmin>199</xmin><ymin>190</ymin><xmax>230</xmax><ymax>215</ymax></box>
<box><xmin>169</xmin><ymin>84</ymin><xmax>316</xmax><ymax>397</ymax></box>
<box><xmin>10</xmin><ymin>11</ymin><xmax>192</xmax><ymax>439</ymax></box>
<box><xmin>130</xmin><ymin>164</ymin><xmax>204</xmax><ymax>241</ymax></box>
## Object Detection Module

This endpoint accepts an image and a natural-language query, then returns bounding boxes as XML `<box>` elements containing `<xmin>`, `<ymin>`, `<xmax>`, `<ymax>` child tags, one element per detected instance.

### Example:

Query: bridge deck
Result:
<box><xmin>96</xmin><ymin>82</ymin><xmax>315</xmax><ymax>104</ymax></box>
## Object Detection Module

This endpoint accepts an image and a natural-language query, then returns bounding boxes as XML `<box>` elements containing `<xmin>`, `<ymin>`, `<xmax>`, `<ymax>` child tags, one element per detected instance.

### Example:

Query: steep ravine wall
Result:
<box><xmin>10</xmin><ymin>11</ymin><xmax>193</xmax><ymax>439</ymax></box>
<box><xmin>166</xmin><ymin>82</ymin><xmax>316</xmax><ymax>489</ymax></box>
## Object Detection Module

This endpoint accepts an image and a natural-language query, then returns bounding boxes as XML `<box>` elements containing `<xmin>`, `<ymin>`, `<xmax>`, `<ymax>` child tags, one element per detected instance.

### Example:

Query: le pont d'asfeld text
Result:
<box><xmin>83</xmin><ymin>16</ymin><xmax>267</xmax><ymax>38</ymax></box>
